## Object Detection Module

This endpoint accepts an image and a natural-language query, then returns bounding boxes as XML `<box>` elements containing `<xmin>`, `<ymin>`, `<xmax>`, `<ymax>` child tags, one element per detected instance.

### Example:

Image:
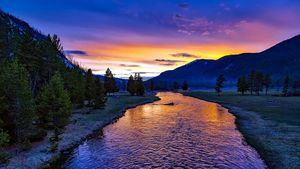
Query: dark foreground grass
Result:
<box><xmin>3</xmin><ymin>94</ymin><xmax>159</xmax><ymax>169</ymax></box>
<box><xmin>185</xmin><ymin>91</ymin><xmax>300</xmax><ymax>169</ymax></box>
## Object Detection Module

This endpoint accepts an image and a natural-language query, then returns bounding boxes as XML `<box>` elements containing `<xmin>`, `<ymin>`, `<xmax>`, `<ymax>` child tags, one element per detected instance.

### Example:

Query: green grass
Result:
<box><xmin>186</xmin><ymin>92</ymin><xmax>300</xmax><ymax>125</ymax></box>
<box><xmin>185</xmin><ymin>91</ymin><xmax>300</xmax><ymax>169</ymax></box>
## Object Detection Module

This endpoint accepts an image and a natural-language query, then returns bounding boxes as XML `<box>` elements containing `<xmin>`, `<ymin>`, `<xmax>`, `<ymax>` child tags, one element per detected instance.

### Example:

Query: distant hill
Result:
<box><xmin>147</xmin><ymin>35</ymin><xmax>300</xmax><ymax>89</ymax></box>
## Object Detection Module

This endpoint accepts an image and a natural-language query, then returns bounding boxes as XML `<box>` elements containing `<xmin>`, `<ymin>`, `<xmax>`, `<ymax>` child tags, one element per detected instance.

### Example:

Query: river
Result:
<box><xmin>62</xmin><ymin>92</ymin><xmax>265</xmax><ymax>169</ymax></box>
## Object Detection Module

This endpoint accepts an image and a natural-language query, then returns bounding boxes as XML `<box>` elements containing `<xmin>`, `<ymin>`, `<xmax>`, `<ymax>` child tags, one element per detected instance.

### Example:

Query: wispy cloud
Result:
<box><xmin>170</xmin><ymin>53</ymin><xmax>201</xmax><ymax>58</ymax></box>
<box><xmin>64</xmin><ymin>50</ymin><xmax>88</xmax><ymax>56</ymax></box>
<box><xmin>155</xmin><ymin>59</ymin><xmax>186</xmax><ymax>66</ymax></box>
<box><xmin>119</xmin><ymin>64</ymin><xmax>140</xmax><ymax>67</ymax></box>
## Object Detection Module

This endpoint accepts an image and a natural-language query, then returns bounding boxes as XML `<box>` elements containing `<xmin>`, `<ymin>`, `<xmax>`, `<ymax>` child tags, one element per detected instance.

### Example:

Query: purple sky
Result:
<box><xmin>1</xmin><ymin>0</ymin><xmax>300</xmax><ymax>78</ymax></box>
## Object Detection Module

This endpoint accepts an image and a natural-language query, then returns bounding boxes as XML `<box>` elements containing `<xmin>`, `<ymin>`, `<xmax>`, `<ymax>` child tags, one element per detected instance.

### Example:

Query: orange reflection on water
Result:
<box><xmin>65</xmin><ymin>92</ymin><xmax>265</xmax><ymax>169</ymax></box>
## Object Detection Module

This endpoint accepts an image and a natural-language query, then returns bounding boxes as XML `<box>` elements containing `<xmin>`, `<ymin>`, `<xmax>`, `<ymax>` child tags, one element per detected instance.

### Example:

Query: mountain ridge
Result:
<box><xmin>148</xmin><ymin>34</ymin><xmax>300</xmax><ymax>89</ymax></box>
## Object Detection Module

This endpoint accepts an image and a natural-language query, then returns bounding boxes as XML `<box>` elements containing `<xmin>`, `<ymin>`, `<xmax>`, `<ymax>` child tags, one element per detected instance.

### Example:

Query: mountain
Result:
<box><xmin>0</xmin><ymin>9</ymin><xmax>73</xmax><ymax>67</ymax></box>
<box><xmin>148</xmin><ymin>35</ymin><xmax>300</xmax><ymax>89</ymax></box>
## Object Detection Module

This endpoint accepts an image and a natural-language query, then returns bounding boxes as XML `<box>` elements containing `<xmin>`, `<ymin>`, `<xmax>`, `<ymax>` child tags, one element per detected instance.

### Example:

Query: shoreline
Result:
<box><xmin>2</xmin><ymin>94</ymin><xmax>160</xmax><ymax>169</ymax></box>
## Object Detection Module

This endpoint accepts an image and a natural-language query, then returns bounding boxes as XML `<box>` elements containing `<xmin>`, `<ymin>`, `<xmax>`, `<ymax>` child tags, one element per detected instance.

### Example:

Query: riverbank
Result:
<box><xmin>2</xmin><ymin>93</ymin><xmax>159</xmax><ymax>169</ymax></box>
<box><xmin>184</xmin><ymin>91</ymin><xmax>300</xmax><ymax>169</ymax></box>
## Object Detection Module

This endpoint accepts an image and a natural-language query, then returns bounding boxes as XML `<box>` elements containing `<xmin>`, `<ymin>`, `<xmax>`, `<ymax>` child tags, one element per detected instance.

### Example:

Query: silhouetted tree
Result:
<box><xmin>94</xmin><ymin>78</ymin><xmax>106</xmax><ymax>108</ymax></box>
<box><xmin>173</xmin><ymin>81</ymin><xmax>179</xmax><ymax>91</ymax></box>
<box><xmin>215</xmin><ymin>74</ymin><xmax>226</xmax><ymax>96</ymax></box>
<box><xmin>263</xmin><ymin>73</ymin><xmax>272</xmax><ymax>95</ymax></box>
<box><xmin>127</xmin><ymin>75</ymin><xmax>135</xmax><ymax>95</ymax></box>
<box><xmin>254</xmin><ymin>71</ymin><xmax>264</xmax><ymax>96</ymax></box>
<box><xmin>127</xmin><ymin>74</ymin><xmax>145</xmax><ymax>96</ymax></box>
<box><xmin>135</xmin><ymin>73</ymin><xmax>145</xmax><ymax>96</ymax></box>
<box><xmin>104</xmin><ymin>68</ymin><xmax>118</xmax><ymax>95</ymax></box>
<box><xmin>182</xmin><ymin>80</ymin><xmax>188</xmax><ymax>91</ymax></box>
<box><xmin>282</xmin><ymin>75</ymin><xmax>289</xmax><ymax>96</ymax></box>
<box><xmin>85</xmin><ymin>69</ymin><xmax>96</xmax><ymax>105</ymax></box>
<box><xmin>237</xmin><ymin>76</ymin><xmax>248</xmax><ymax>95</ymax></box>
<box><xmin>248</xmin><ymin>70</ymin><xmax>256</xmax><ymax>95</ymax></box>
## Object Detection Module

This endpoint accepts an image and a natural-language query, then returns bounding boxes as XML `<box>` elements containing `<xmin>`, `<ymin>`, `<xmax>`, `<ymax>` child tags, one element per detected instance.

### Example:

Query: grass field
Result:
<box><xmin>185</xmin><ymin>91</ymin><xmax>300</xmax><ymax>169</ymax></box>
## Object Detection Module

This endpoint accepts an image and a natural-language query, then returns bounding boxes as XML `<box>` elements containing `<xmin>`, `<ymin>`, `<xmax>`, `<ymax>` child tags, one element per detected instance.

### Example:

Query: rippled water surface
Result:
<box><xmin>63</xmin><ymin>92</ymin><xmax>265</xmax><ymax>169</ymax></box>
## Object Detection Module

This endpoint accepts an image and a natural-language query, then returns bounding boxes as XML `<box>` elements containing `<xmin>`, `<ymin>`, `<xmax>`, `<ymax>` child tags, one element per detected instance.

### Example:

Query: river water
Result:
<box><xmin>62</xmin><ymin>92</ymin><xmax>265</xmax><ymax>169</ymax></box>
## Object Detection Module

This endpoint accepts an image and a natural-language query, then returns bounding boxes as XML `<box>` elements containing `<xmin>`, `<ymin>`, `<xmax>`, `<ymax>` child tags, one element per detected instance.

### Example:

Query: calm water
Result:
<box><xmin>63</xmin><ymin>92</ymin><xmax>265</xmax><ymax>169</ymax></box>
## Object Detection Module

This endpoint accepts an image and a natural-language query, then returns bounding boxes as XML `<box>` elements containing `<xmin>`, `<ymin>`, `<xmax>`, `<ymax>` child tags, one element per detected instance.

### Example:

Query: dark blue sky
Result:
<box><xmin>1</xmin><ymin>0</ymin><xmax>300</xmax><ymax>78</ymax></box>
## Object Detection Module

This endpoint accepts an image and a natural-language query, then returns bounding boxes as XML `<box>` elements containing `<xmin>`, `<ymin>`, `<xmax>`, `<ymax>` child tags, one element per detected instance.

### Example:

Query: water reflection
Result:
<box><xmin>63</xmin><ymin>92</ymin><xmax>265</xmax><ymax>169</ymax></box>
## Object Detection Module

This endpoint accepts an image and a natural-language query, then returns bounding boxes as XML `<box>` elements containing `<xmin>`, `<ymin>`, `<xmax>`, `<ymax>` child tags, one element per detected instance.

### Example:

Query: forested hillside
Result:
<box><xmin>0</xmin><ymin>9</ymin><xmax>106</xmax><ymax>162</ymax></box>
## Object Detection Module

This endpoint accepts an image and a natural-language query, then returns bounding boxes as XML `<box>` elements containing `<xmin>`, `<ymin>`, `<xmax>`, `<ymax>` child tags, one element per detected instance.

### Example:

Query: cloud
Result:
<box><xmin>133</xmin><ymin>71</ymin><xmax>160</xmax><ymax>75</ymax></box>
<box><xmin>155</xmin><ymin>59</ymin><xmax>185</xmax><ymax>63</ymax></box>
<box><xmin>119</xmin><ymin>64</ymin><xmax>140</xmax><ymax>67</ymax></box>
<box><xmin>64</xmin><ymin>50</ymin><xmax>88</xmax><ymax>56</ymax></box>
<box><xmin>155</xmin><ymin>59</ymin><xmax>186</xmax><ymax>66</ymax></box>
<box><xmin>170</xmin><ymin>53</ymin><xmax>201</xmax><ymax>58</ymax></box>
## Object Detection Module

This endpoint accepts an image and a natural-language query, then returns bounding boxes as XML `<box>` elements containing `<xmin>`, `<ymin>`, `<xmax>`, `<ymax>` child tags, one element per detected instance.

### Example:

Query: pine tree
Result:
<box><xmin>0</xmin><ymin>60</ymin><xmax>37</xmax><ymax>142</ymax></box>
<box><xmin>215</xmin><ymin>74</ymin><xmax>226</xmax><ymax>96</ymax></box>
<box><xmin>254</xmin><ymin>71</ymin><xmax>264</xmax><ymax>96</ymax></box>
<box><xmin>94</xmin><ymin>78</ymin><xmax>106</xmax><ymax>108</ymax></box>
<box><xmin>127</xmin><ymin>75</ymin><xmax>135</xmax><ymax>95</ymax></box>
<box><xmin>173</xmin><ymin>81</ymin><xmax>179</xmax><ymax>91</ymax></box>
<box><xmin>282</xmin><ymin>75</ymin><xmax>289</xmax><ymax>96</ymax></box>
<box><xmin>64</xmin><ymin>67</ymin><xmax>86</xmax><ymax>105</ymax></box>
<box><xmin>85</xmin><ymin>69</ymin><xmax>96</xmax><ymax>105</ymax></box>
<box><xmin>248</xmin><ymin>70</ymin><xmax>256</xmax><ymax>95</ymax></box>
<box><xmin>263</xmin><ymin>73</ymin><xmax>272</xmax><ymax>95</ymax></box>
<box><xmin>37</xmin><ymin>72</ymin><xmax>71</xmax><ymax>128</ymax></box>
<box><xmin>104</xmin><ymin>68</ymin><xmax>118</xmax><ymax>95</ymax></box>
<box><xmin>182</xmin><ymin>80</ymin><xmax>189</xmax><ymax>91</ymax></box>
<box><xmin>237</xmin><ymin>76</ymin><xmax>248</xmax><ymax>95</ymax></box>
<box><xmin>135</xmin><ymin>73</ymin><xmax>145</xmax><ymax>96</ymax></box>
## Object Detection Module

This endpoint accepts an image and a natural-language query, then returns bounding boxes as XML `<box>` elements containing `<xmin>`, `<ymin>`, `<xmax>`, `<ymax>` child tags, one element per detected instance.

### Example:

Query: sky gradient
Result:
<box><xmin>1</xmin><ymin>0</ymin><xmax>300</xmax><ymax>79</ymax></box>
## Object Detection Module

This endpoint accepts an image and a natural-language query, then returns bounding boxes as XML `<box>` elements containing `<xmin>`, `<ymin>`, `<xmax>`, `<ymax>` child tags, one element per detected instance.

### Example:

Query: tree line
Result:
<box><xmin>214</xmin><ymin>71</ymin><xmax>299</xmax><ymax>96</ymax></box>
<box><xmin>127</xmin><ymin>73</ymin><xmax>145</xmax><ymax>96</ymax></box>
<box><xmin>147</xmin><ymin>80</ymin><xmax>189</xmax><ymax>91</ymax></box>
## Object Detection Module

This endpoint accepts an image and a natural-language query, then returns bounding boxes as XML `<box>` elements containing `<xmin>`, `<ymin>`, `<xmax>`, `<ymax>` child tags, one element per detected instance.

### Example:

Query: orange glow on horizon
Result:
<box><xmin>68</xmin><ymin>41</ymin><xmax>253</xmax><ymax>78</ymax></box>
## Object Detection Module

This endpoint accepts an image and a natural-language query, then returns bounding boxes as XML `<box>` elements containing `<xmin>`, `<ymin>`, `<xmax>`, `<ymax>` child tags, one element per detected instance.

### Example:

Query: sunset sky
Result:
<box><xmin>1</xmin><ymin>0</ymin><xmax>300</xmax><ymax>79</ymax></box>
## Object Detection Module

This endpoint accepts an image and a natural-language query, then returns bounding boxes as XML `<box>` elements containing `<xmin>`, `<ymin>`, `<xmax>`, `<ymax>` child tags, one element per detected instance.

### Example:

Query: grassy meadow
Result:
<box><xmin>185</xmin><ymin>91</ymin><xmax>300</xmax><ymax>169</ymax></box>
